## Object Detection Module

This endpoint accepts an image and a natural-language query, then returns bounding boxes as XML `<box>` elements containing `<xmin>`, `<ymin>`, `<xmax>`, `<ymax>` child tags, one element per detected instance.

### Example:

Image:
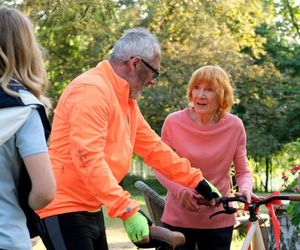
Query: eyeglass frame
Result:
<box><xmin>130</xmin><ymin>56</ymin><xmax>160</xmax><ymax>79</ymax></box>
<box><xmin>141</xmin><ymin>59</ymin><xmax>159</xmax><ymax>79</ymax></box>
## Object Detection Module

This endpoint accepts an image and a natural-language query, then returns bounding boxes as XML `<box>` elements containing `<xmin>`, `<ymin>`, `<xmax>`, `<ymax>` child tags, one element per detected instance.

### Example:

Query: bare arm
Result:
<box><xmin>23</xmin><ymin>152</ymin><xmax>56</xmax><ymax>210</ymax></box>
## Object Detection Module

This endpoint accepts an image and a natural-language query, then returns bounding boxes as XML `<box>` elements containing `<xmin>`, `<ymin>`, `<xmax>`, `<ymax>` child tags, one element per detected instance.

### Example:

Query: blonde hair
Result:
<box><xmin>0</xmin><ymin>6</ymin><xmax>50</xmax><ymax>108</ymax></box>
<box><xmin>187</xmin><ymin>65</ymin><xmax>233</xmax><ymax>118</ymax></box>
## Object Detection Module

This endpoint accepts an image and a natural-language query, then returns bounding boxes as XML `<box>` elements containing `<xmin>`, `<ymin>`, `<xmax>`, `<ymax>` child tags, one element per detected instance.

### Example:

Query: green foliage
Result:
<box><xmin>3</xmin><ymin>0</ymin><xmax>300</xmax><ymax>191</ymax></box>
<box><xmin>122</xmin><ymin>174</ymin><xmax>167</xmax><ymax>196</ymax></box>
<box><xmin>17</xmin><ymin>0</ymin><xmax>118</xmax><ymax>112</ymax></box>
<box><xmin>274</xmin><ymin>0</ymin><xmax>300</xmax><ymax>43</ymax></box>
<box><xmin>233</xmin><ymin>64</ymin><xmax>284</xmax><ymax>158</ymax></box>
<box><xmin>138</xmin><ymin>0</ymin><xmax>274</xmax><ymax>136</ymax></box>
<box><xmin>273</xmin><ymin>138</ymin><xmax>300</xmax><ymax>172</ymax></box>
<box><xmin>281</xmin><ymin>165</ymin><xmax>300</xmax><ymax>230</ymax></box>
<box><xmin>248</xmin><ymin>158</ymin><xmax>264</xmax><ymax>191</ymax></box>
<box><xmin>286</xmin><ymin>202</ymin><xmax>300</xmax><ymax>231</ymax></box>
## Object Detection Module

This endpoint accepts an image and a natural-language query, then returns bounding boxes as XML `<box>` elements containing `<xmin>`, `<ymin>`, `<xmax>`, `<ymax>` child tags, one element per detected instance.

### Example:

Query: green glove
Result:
<box><xmin>195</xmin><ymin>178</ymin><xmax>222</xmax><ymax>201</ymax></box>
<box><xmin>123</xmin><ymin>211</ymin><xmax>149</xmax><ymax>242</ymax></box>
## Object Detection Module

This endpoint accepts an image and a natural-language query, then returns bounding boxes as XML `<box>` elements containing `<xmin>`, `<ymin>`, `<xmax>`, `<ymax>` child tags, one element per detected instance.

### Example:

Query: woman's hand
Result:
<box><xmin>235</xmin><ymin>189</ymin><xmax>258</xmax><ymax>203</ymax></box>
<box><xmin>179</xmin><ymin>188</ymin><xmax>202</xmax><ymax>212</ymax></box>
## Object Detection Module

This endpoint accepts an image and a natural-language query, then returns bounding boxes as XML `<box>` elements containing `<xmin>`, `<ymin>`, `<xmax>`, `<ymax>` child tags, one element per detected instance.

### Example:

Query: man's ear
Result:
<box><xmin>129</xmin><ymin>56</ymin><xmax>141</xmax><ymax>71</ymax></box>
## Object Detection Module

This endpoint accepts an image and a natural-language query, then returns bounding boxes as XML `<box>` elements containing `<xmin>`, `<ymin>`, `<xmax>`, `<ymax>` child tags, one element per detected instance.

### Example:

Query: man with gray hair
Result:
<box><xmin>37</xmin><ymin>27</ymin><xmax>220</xmax><ymax>249</ymax></box>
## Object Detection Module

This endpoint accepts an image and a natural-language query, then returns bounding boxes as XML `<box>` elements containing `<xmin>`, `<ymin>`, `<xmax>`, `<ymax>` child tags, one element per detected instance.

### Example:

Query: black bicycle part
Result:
<box><xmin>209</xmin><ymin>195</ymin><xmax>297</xmax><ymax>221</ymax></box>
<box><xmin>133</xmin><ymin>238</ymin><xmax>174</xmax><ymax>249</ymax></box>
<box><xmin>209</xmin><ymin>196</ymin><xmax>247</xmax><ymax>219</ymax></box>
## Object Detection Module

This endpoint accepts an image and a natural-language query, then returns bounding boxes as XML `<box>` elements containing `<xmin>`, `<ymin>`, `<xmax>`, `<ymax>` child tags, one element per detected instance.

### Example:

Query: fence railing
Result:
<box><xmin>130</xmin><ymin>157</ymin><xmax>155</xmax><ymax>178</ymax></box>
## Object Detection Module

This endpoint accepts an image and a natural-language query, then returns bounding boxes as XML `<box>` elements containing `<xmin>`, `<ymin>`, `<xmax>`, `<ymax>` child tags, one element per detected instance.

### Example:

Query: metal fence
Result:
<box><xmin>130</xmin><ymin>157</ymin><xmax>155</xmax><ymax>178</ymax></box>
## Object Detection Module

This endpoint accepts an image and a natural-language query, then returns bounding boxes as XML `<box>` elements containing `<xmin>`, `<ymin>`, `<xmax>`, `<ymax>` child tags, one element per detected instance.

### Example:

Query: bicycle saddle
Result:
<box><xmin>133</xmin><ymin>225</ymin><xmax>185</xmax><ymax>249</ymax></box>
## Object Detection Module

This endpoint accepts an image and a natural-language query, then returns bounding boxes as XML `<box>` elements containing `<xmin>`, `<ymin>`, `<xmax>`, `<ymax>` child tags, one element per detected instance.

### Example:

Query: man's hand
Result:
<box><xmin>195</xmin><ymin>178</ymin><xmax>221</xmax><ymax>205</ymax></box>
<box><xmin>123</xmin><ymin>211</ymin><xmax>149</xmax><ymax>242</ymax></box>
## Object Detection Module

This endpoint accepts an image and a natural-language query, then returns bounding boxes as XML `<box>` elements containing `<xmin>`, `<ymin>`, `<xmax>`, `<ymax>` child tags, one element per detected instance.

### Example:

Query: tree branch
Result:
<box><xmin>284</xmin><ymin>0</ymin><xmax>300</xmax><ymax>38</ymax></box>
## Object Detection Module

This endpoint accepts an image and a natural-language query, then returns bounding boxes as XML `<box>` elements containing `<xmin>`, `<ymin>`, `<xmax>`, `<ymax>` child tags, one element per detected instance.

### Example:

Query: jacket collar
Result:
<box><xmin>96</xmin><ymin>60</ymin><xmax>130</xmax><ymax>103</ymax></box>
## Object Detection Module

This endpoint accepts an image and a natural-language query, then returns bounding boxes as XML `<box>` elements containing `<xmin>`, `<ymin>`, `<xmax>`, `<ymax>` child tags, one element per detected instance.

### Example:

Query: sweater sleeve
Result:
<box><xmin>67</xmin><ymin>85</ymin><xmax>138</xmax><ymax>220</ymax></box>
<box><xmin>133</xmin><ymin>108</ymin><xmax>203</xmax><ymax>189</ymax></box>
<box><xmin>234</xmin><ymin>121</ymin><xmax>253</xmax><ymax>192</ymax></box>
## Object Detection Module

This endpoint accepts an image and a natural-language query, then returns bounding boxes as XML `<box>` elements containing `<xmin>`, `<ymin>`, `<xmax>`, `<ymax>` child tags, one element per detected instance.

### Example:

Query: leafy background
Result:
<box><xmin>2</xmin><ymin>0</ymin><xmax>300</xmax><ymax>191</ymax></box>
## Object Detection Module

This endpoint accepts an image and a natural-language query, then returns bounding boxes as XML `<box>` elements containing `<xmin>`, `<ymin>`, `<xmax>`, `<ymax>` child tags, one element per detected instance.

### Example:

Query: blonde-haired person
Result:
<box><xmin>155</xmin><ymin>65</ymin><xmax>254</xmax><ymax>250</ymax></box>
<box><xmin>0</xmin><ymin>6</ymin><xmax>56</xmax><ymax>250</ymax></box>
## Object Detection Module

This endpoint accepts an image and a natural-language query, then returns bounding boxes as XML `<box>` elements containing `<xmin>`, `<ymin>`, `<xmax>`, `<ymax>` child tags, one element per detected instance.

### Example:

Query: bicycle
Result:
<box><xmin>198</xmin><ymin>193</ymin><xmax>300</xmax><ymax>250</ymax></box>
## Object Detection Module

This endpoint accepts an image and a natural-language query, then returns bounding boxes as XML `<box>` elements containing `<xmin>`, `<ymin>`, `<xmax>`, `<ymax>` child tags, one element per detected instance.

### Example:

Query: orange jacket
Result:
<box><xmin>37</xmin><ymin>60</ymin><xmax>202</xmax><ymax>220</ymax></box>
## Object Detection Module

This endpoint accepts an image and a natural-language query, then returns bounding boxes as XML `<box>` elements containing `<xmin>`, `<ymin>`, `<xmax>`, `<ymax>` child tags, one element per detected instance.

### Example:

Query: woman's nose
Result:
<box><xmin>198</xmin><ymin>89</ymin><xmax>206</xmax><ymax>97</ymax></box>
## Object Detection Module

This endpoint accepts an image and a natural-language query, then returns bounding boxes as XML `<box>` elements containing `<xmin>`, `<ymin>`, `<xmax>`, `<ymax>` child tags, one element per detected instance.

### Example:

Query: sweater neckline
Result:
<box><xmin>183</xmin><ymin>107</ymin><xmax>228</xmax><ymax>130</ymax></box>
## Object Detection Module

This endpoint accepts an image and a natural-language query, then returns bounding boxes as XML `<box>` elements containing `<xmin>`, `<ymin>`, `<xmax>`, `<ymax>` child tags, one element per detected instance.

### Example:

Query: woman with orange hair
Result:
<box><xmin>156</xmin><ymin>65</ymin><xmax>254</xmax><ymax>250</ymax></box>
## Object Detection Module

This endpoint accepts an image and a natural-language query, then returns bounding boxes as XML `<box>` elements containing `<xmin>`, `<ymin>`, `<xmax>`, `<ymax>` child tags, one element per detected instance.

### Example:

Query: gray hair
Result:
<box><xmin>110</xmin><ymin>27</ymin><xmax>161</xmax><ymax>62</ymax></box>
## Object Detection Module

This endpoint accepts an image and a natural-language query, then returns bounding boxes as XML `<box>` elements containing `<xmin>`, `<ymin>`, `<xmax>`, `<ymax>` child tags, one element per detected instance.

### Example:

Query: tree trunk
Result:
<box><xmin>265</xmin><ymin>157</ymin><xmax>269</xmax><ymax>192</ymax></box>
<box><xmin>269</xmin><ymin>209</ymin><xmax>300</xmax><ymax>250</ymax></box>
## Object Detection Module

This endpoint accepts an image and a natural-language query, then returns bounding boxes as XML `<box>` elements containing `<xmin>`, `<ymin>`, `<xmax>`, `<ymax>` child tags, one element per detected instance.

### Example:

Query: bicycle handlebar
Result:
<box><xmin>287</xmin><ymin>195</ymin><xmax>300</xmax><ymax>201</ymax></box>
<box><xmin>197</xmin><ymin>194</ymin><xmax>300</xmax><ymax>219</ymax></box>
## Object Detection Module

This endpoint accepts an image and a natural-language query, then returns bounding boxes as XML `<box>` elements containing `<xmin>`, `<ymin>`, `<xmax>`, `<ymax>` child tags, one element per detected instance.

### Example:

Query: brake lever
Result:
<box><xmin>209</xmin><ymin>207</ymin><xmax>238</xmax><ymax>219</ymax></box>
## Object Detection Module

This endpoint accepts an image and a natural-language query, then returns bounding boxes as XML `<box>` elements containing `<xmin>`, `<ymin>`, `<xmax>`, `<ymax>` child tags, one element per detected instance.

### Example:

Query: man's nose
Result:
<box><xmin>148</xmin><ymin>78</ymin><xmax>157</xmax><ymax>87</ymax></box>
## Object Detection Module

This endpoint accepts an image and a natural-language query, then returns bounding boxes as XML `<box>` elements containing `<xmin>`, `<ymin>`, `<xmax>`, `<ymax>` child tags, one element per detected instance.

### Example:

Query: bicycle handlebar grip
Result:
<box><xmin>197</xmin><ymin>197</ymin><xmax>221</xmax><ymax>206</ymax></box>
<box><xmin>197</xmin><ymin>199</ymin><xmax>209</xmax><ymax>205</ymax></box>
<box><xmin>289</xmin><ymin>195</ymin><xmax>300</xmax><ymax>201</ymax></box>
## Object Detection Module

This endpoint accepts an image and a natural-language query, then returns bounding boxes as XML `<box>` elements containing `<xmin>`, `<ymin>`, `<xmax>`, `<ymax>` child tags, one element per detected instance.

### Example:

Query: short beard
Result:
<box><xmin>129</xmin><ymin>90</ymin><xmax>142</xmax><ymax>100</ymax></box>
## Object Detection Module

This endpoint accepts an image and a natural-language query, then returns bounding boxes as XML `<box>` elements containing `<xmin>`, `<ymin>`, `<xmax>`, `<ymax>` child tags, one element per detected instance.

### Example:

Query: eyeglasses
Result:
<box><xmin>129</xmin><ymin>56</ymin><xmax>160</xmax><ymax>79</ymax></box>
<box><xmin>141</xmin><ymin>59</ymin><xmax>160</xmax><ymax>79</ymax></box>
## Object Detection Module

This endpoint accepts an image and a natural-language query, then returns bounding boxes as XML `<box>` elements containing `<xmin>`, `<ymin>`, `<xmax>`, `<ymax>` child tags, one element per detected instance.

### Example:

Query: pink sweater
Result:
<box><xmin>156</xmin><ymin>108</ymin><xmax>253</xmax><ymax>229</ymax></box>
